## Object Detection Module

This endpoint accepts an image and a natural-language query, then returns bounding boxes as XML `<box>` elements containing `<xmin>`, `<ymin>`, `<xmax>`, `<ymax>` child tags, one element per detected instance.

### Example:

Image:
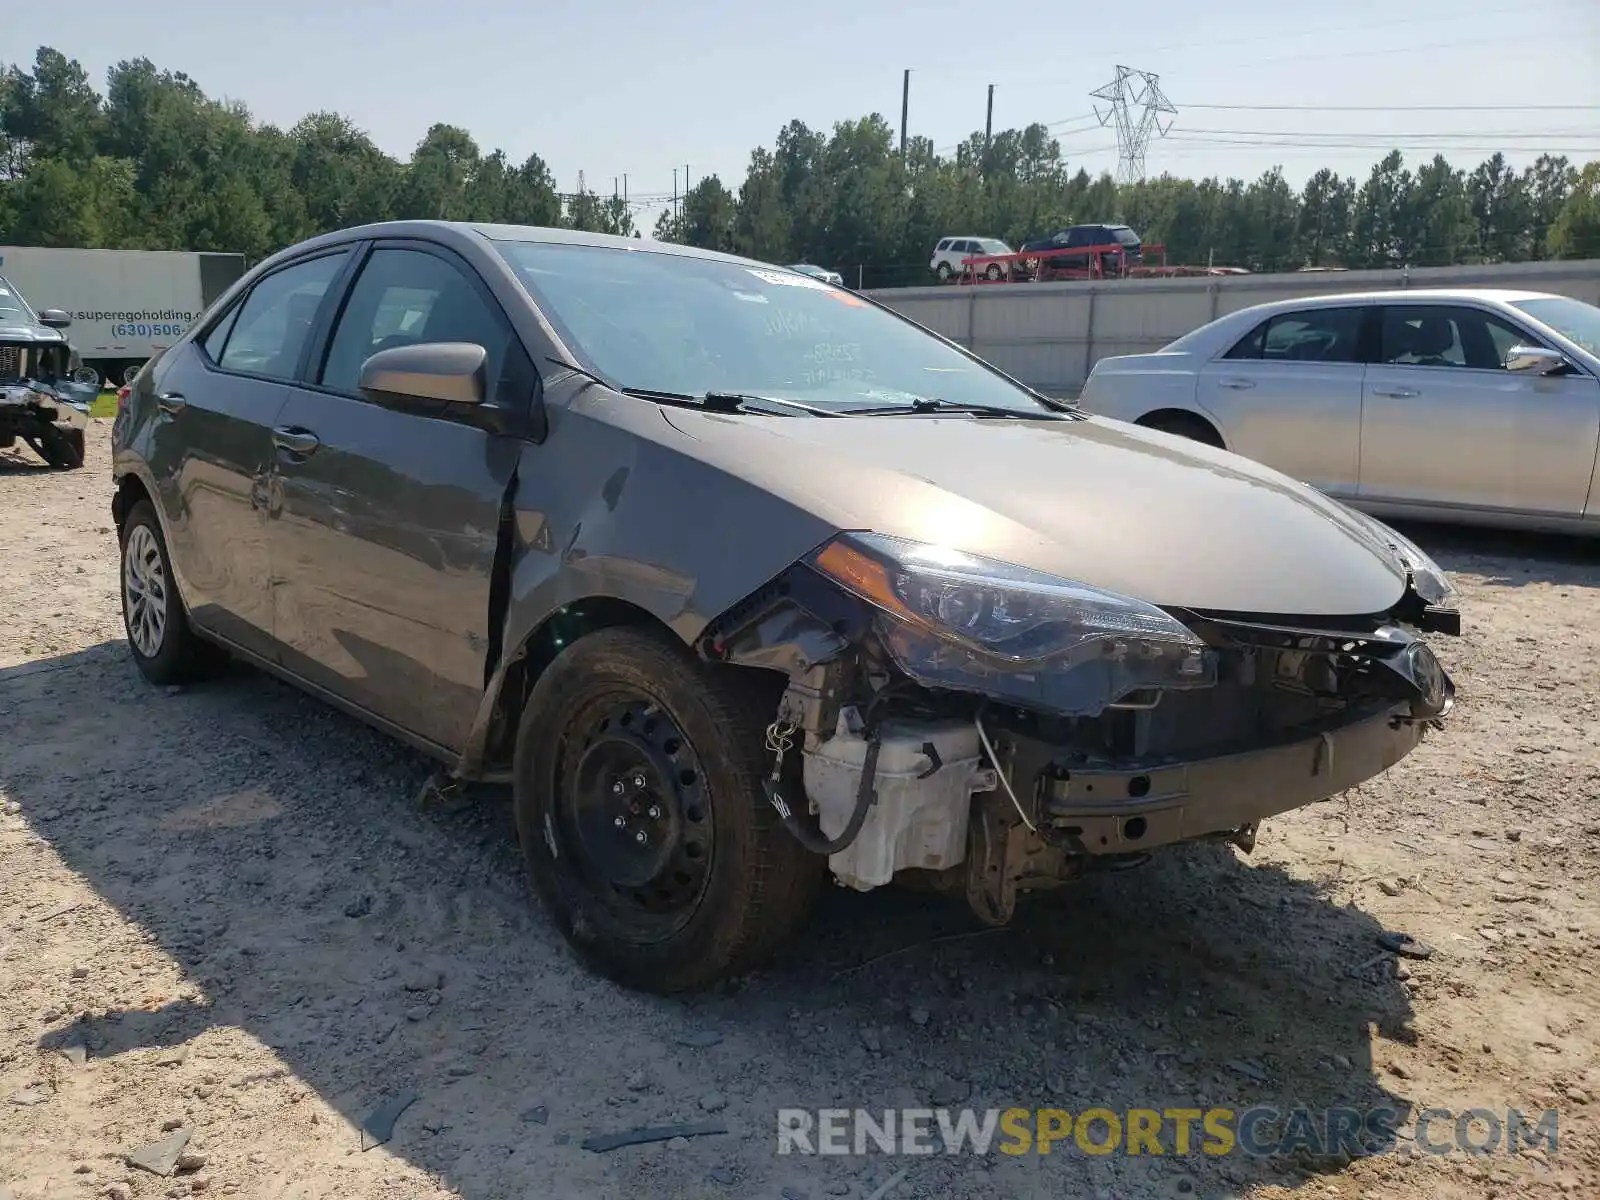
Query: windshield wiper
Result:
<box><xmin>545</xmin><ymin>359</ymin><xmax>833</xmax><ymax>416</ymax></box>
<box><xmin>839</xmin><ymin>397</ymin><xmax>1076</xmax><ymax>419</ymax></box>
<box><xmin>618</xmin><ymin>386</ymin><xmax>841</xmax><ymax>418</ymax></box>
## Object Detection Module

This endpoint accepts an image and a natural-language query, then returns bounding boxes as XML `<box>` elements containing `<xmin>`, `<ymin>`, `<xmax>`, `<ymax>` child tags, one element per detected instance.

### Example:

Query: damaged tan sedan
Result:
<box><xmin>111</xmin><ymin>221</ymin><xmax>1459</xmax><ymax>993</ymax></box>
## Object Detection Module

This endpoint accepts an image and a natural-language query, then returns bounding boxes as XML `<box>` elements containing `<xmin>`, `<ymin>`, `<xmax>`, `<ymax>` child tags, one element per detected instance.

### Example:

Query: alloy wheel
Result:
<box><xmin>123</xmin><ymin>524</ymin><xmax>168</xmax><ymax>658</ymax></box>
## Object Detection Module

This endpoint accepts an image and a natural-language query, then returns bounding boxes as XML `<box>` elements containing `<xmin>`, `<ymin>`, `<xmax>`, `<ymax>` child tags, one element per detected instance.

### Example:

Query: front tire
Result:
<box><xmin>512</xmin><ymin>625</ymin><xmax>822</xmax><ymax>993</ymax></box>
<box><xmin>119</xmin><ymin>499</ymin><xmax>218</xmax><ymax>684</ymax></box>
<box><xmin>26</xmin><ymin>425</ymin><xmax>84</xmax><ymax>469</ymax></box>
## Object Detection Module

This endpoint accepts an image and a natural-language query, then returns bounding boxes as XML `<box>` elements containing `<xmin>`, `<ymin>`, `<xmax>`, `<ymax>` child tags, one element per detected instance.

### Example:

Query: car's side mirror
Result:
<box><xmin>38</xmin><ymin>308</ymin><xmax>71</xmax><ymax>329</ymax></box>
<box><xmin>359</xmin><ymin>342</ymin><xmax>487</xmax><ymax>408</ymax></box>
<box><xmin>1504</xmin><ymin>344</ymin><xmax>1567</xmax><ymax>375</ymax></box>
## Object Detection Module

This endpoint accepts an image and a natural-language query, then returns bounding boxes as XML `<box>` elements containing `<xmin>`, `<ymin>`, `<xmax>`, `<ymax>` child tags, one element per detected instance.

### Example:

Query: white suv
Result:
<box><xmin>929</xmin><ymin>237</ymin><xmax>1014</xmax><ymax>282</ymax></box>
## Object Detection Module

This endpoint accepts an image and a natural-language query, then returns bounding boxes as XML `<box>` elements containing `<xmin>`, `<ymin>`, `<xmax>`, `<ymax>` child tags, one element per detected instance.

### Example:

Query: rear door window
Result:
<box><xmin>1224</xmin><ymin>307</ymin><xmax>1365</xmax><ymax>364</ymax></box>
<box><xmin>217</xmin><ymin>252</ymin><xmax>350</xmax><ymax>380</ymax></box>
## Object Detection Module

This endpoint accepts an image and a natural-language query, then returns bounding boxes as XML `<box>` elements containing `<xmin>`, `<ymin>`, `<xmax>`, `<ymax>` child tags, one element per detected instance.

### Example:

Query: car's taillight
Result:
<box><xmin>115</xmin><ymin>385</ymin><xmax>130</xmax><ymax>415</ymax></box>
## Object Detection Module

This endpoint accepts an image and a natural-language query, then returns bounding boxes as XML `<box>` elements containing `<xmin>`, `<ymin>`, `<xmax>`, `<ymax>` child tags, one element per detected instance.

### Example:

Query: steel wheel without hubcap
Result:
<box><xmin>512</xmin><ymin>625</ymin><xmax>823</xmax><ymax>992</ymax></box>
<box><xmin>559</xmin><ymin>695</ymin><xmax>714</xmax><ymax>940</ymax></box>
<box><xmin>123</xmin><ymin>523</ymin><xmax>168</xmax><ymax>658</ymax></box>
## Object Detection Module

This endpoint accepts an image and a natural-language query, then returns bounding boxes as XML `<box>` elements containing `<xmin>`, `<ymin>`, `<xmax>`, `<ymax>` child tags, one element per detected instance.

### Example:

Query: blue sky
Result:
<box><xmin>5</xmin><ymin>0</ymin><xmax>1597</xmax><ymax>233</ymax></box>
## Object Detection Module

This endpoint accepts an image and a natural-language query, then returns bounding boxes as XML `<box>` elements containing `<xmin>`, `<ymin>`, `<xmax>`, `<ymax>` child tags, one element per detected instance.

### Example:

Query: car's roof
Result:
<box><xmin>259</xmin><ymin>219</ymin><xmax>772</xmax><ymax>272</ymax></box>
<box><xmin>1237</xmin><ymin>286</ymin><xmax>1565</xmax><ymax>310</ymax></box>
<box><xmin>1148</xmin><ymin>285</ymin><xmax>1586</xmax><ymax>359</ymax></box>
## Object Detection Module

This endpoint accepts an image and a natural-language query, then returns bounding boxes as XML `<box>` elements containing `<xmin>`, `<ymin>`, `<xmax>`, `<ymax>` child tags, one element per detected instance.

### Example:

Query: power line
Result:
<box><xmin>1157</xmin><ymin>137</ymin><xmax>1600</xmax><ymax>154</ymax></box>
<box><xmin>923</xmin><ymin>1</ymin><xmax>1572</xmax><ymax>86</ymax></box>
<box><xmin>1170</xmin><ymin>127</ymin><xmax>1599</xmax><ymax>141</ymax></box>
<box><xmin>1181</xmin><ymin>102</ymin><xmax>1600</xmax><ymax>113</ymax></box>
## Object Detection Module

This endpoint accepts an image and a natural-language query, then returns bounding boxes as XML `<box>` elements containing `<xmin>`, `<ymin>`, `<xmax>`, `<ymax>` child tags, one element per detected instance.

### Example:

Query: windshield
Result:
<box><xmin>494</xmin><ymin>241</ymin><xmax>1055</xmax><ymax>414</ymax></box>
<box><xmin>0</xmin><ymin>273</ymin><xmax>36</xmax><ymax>325</ymax></box>
<box><xmin>977</xmin><ymin>239</ymin><xmax>1012</xmax><ymax>255</ymax></box>
<box><xmin>1510</xmin><ymin>296</ymin><xmax>1600</xmax><ymax>357</ymax></box>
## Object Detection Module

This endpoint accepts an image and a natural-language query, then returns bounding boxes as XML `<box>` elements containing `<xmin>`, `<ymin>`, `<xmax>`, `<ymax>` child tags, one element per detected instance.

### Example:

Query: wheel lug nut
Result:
<box><xmin>611</xmin><ymin>781</ymin><xmax>624</xmax><ymax>796</ymax></box>
<box><xmin>613</xmin><ymin>816</ymin><xmax>626</xmax><ymax>829</ymax></box>
<box><xmin>633</xmin><ymin>774</ymin><xmax>646</xmax><ymax>789</ymax></box>
<box><xmin>648</xmin><ymin>805</ymin><xmax>662</xmax><ymax>820</ymax></box>
<box><xmin>634</xmin><ymin>830</ymin><xmax>648</xmax><ymax>845</ymax></box>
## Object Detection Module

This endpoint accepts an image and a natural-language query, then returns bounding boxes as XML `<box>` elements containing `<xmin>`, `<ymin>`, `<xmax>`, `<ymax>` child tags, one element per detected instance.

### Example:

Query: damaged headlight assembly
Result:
<box><xmin>1336</xmin><ymin>503</ymin><xmax>1460</xmax><ymax>618</ymax></box>
<box><xmin>806</xmin><ymin>532</ymin><xmax>1216</xmax><ymax>715</ymax></box>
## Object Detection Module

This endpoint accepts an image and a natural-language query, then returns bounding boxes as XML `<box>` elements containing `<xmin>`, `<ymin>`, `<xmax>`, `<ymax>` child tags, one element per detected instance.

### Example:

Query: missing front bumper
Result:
<box><xmin>1023</xmin><ymin>699</ymin><xmax>1440</xmax><ymax>856</ymax></box>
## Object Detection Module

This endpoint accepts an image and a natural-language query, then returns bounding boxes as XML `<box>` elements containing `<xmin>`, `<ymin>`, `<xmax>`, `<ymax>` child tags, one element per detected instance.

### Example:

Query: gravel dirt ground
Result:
<box><xmin>2</xmin><ymin>421</ymin><xmax>1598</xmax><ymax>1200</ymax></box>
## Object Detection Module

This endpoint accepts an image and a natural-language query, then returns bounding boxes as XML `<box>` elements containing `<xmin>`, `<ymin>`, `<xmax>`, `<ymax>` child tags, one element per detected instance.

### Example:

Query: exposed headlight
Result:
<box><xmin>1340</xmin><ymin>507</ymin><xmax>1458</xmax><ymax>609</ymax></box>
<box><xmin>807</xmin><ymin>533</ymin><xmax>1216</xmax><ymax>715</ymax></box>
<box><xmin>1382</xmin><ymin>526</ymin><xmax>1458</xmax><ymax>609</ymax></box>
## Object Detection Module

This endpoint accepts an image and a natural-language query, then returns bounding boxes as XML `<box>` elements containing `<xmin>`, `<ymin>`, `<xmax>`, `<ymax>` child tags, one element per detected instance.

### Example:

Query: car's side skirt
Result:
<box><xmin>191</xmin><ymin>626</ymin><xmax>464</xmax><ymax>769</ymax></box>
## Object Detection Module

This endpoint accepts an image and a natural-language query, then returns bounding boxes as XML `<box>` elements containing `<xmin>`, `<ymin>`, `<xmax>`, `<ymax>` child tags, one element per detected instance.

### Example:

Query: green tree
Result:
<box><xmin>3</xmin><ymin>47</ymin><xmax>103</xmax><ymax>167</ymax></box>
<box><xmin>1467</xmin><ymin>153</ymin><xmax>1532</xmax><ymax>262</ymax></box>
<box><xmin>1549</xmin><ymin>161</ymin><xmax>1600</xmax><ymax>259</ymax></box>
<box><xmin>1352</xmin><ymin>151</ymin><xmax>1410</xmax><ymax>268</ymax></box>
<box><xmin>1293</xmin><ymin>168</ymin><xmax>1355</xmax><ymax>267</ymax></box>
<box><xmin>395</xmin><ymin>123</ymin><xmax>479</xmax><ymax>220</ymax></box>
<box><xmin>0</xmin><ymin>44</ymin><xmax>1594</xmax><ymax>285</ymax></box>
<box><xmin>1523</xmin><ymin>154</ymin><xmax>1577</xmax><ymax>259</ymax></box>
<box><xmin>1405</xmin><ymin>155</ymin><xmax>1479</xmax><ymax>267</ymax></box>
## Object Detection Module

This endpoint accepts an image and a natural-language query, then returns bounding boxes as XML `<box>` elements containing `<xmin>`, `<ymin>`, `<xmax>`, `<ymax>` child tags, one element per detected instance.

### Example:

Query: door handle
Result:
<box><xmin>1371</xmin><ymin>386</ymin><xmax>1420</xmax><ymax>398</ymax></box>
<box><xmin>272</xmin><ymin>426</ymin><xmax>321</xmax><ymax>458</ymax></box>
<box><xmin>157</xmin><ymin>392</ymin><xmax>187</xmax><ymax>414</ymax></box>
<box><xmin>1218</xmin><ymin>378</ymin><xmax>1256</xmax><ymax>390</ymax></box>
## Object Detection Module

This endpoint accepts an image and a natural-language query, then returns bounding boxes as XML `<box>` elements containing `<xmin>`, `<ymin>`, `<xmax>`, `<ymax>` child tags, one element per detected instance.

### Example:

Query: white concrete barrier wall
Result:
<box><xmin>865</xmin><ymin>259</ymin><xmax>1600</xmax><ymax>397</ymax></box>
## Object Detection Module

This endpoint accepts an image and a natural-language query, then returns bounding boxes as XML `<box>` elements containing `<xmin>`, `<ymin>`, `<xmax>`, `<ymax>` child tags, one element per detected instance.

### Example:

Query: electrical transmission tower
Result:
<box><xmin>1090</xmin><ymin>66</ymin><xmax>1177</xmax><ymax>185</ymax></box>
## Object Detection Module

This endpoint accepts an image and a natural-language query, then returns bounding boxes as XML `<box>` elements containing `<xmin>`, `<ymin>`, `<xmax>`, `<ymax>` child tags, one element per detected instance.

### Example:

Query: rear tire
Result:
<box><xmin>1137</xmin><ymin>411</ymin><xmax>1225</xmax><ymax>448</ymax></box>
<box><xmin>119</xmin><ymin>499</ymin><xmax>220</xmax><ymax>684</ymax></box>
<box><xmin>512</xmin><ymin>625</ymin><xmax>823</xmax><ymax>993</ymax></box>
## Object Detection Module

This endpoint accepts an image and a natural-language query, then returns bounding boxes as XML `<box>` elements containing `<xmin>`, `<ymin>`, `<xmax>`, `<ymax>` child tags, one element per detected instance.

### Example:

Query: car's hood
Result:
<box><xmin>0</xmin><ymin>323</ymin><xmax>67</xmax><ymax>343</ymax></box>
<box><xmin>653</xmin><ymin>408</ymin><xmax>1410</xmax><ymax>616</ymax></box>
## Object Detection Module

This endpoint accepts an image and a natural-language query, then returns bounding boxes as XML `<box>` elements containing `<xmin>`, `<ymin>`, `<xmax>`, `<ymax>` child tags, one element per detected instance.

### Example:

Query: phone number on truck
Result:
<box><xmin>112</xmin><ymin>322</ymin><xmax>188</xmax><ymax>339</ymax></box>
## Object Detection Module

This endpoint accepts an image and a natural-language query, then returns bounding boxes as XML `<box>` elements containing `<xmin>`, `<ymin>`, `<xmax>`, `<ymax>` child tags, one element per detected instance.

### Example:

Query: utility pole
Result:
<box><xmin>672</xmin><ymin>168</ymin><xmax>678</xmax><ymax>229</ymax></box>
<box><xmin>900</xmin><ymin>69</ymin><xmax>910</xmax><ymax>157</ymax></box>
<box><xmin>985</xmin><ymin>84</ymin><xmax>995</xmax><ymax>156</ymax></box>
<box><xmin>623</xmin><ymin>174</ymin><xmax>628</xmax><ymax>205</ymax></box>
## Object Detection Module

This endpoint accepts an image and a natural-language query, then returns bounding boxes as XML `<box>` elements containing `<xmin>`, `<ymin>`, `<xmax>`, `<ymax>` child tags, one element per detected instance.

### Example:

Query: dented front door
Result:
<box><xmin>267</xmin><ymin>242</ymin><xmax>528</xmax><ymax>753</ymax></box>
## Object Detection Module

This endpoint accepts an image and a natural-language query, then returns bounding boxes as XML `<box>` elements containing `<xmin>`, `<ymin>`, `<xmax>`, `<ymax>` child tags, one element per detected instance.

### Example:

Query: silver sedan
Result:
<box><xmin>1077</xmin><ymin>287</ymin><xmax>1600</xmax><ymax>535</ymax></box>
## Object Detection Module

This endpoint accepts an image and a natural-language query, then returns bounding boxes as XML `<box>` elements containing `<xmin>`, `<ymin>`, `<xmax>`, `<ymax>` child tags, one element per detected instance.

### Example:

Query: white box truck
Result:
<box><xmin>0</xmin><ymin>246</ymin><xmax>246</xmax><ymax>388</ymax></box>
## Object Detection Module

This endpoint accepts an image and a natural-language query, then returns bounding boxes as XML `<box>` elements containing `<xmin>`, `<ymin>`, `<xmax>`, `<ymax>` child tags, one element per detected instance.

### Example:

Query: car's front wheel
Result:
<box><xmin>512</xmin><ymin>625</ymin><xmax>822</xmax><ymax>993</ymax></box>
<box><xmin>26</xmin><ymin>426</ymin><xmax>85</xmax><ymax>469</ymax></box>
<box><xmin>119</xmin><ymin>499</ymin><xmax>219</xmax><ymax>684</ymax></box>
